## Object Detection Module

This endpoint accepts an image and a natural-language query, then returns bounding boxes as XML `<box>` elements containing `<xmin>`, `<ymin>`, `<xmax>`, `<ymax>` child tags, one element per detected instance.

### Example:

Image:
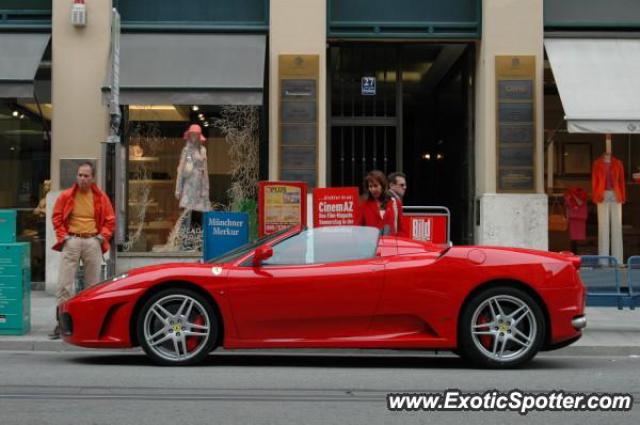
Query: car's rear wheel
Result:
<box><xmin>137</xmin><ymin>288</ymin><xmax>218</xmax><ymax>366</ymax></box>
<box><xmin>458</xmin><ymin>286</ymin><xmax>545</xmax><ymax>368</ymax></box>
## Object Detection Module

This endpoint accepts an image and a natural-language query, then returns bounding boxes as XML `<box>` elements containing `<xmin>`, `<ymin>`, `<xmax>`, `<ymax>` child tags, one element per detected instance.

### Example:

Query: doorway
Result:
<box><xmin>328</xmin><ymin>43</ymin><xmax>475</xmax><ymax>244</ymax></box>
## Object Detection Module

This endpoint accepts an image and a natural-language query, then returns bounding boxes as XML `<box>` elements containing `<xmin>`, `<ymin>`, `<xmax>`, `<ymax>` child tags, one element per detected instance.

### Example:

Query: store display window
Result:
<box><xmin>545</xmin><ymin>132</ymin><xmax>640</xmax><ymax>260</ymax></box>
<box><xmin>123</xmin><ymin>105</ymin><xmax>260</xmax><ymax>253</ymax></box>
<box><xmin>0</xmin><ymin>100</ymin><xmax>51</xmax><ymax>282</ymax></box>
<box><xmin>544</xmin><ymin>58</ymin><xmax>640</xmax><ymax>261</ymax></box>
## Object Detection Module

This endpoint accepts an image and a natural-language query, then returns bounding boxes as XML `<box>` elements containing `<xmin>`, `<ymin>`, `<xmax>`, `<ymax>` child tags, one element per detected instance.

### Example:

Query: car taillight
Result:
<box><xmin>559</xmin><ymin>251</ymin><xmax>581</xmax><ymax>269</ymax></box>
<box><xmin>570</xmin><ymin>256</ymin><xmax>581</xmax><ymax>269</ymax></box>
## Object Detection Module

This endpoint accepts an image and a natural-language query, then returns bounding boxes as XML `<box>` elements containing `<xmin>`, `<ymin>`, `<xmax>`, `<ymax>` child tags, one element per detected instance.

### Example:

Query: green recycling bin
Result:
<box><xmin>0</xmin><ymin>243</ymin><xmax>31</xmax><ymax>335</ymax></box>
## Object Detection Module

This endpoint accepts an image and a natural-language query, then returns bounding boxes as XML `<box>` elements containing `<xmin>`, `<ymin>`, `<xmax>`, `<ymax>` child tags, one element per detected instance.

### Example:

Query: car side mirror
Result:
<box><xmin>253</xmin><ymin>246</ymin><xmax>273</xmax><ymax>267</ymax></box>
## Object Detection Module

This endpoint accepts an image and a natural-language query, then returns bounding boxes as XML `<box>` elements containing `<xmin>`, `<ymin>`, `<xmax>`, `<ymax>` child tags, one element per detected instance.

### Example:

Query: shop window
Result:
<box><xmin>544</xmin><ymin>48</ymin><xmax>640</xmax><ymax>261</ymax></box>
<box><xmin>561</xmin><ymin>143</ymin><xmax>592</xmax><ymax>176</ymax></box>
<box><xmin>546</xmin><ymin>135</ymin><xmax>640</xmax><ymax>260</ymax></box>
<box><xmin>123</xmin><ymin>105</ymin><xmax>260</xmax><ymax>254</ymax></box>
<box><xmin>0</xmin><ymin>100</ymin><xmax>51</xmax><ymax>283</ymax></box>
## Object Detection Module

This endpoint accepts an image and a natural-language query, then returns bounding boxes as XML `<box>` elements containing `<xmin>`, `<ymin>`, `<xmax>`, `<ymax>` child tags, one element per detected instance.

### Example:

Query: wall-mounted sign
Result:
<box><xmin>258</xmin><ymin>181</ymin><xmax>308</xmax><ymax>237</ymax></box>
<box><xmin>361</xmin><ymin>76</ymin><xmax>376</xmax><ymax>96</ymax></box>
<box><xmin>281</xmin><ymin>79</ymin><xmax>316</xmax><ymax>98</ymax></box>
<box><xmin>281</xmin><ymin>124</ymin><xmax>316</xmax><ymax>146</ymax></box>
<box><xmin>498</xmin><ymin>103</ymin><xmax>533</xmax><ymax>122</ymax></box>
<box><xmin>312</xmin><ymin>187</ymin><xmax>359</xmax><ymax>227</ymax></box>
<box><xmin>280</xmin><ymin>170</ymin><xmax>317</xmax><ymax>187</ymax></box>
<box><xmin>498</xmin><ymin>80</ymin><xmax>533</xmax><ymax>100</ymax></box>
<box><xmin>495</xmin><ymin>56</ymin><xmax>536</xmax><ymax>193</ymax></box>
<box><xmin>279</xmin><ymin>55</ymin><xmax>319</xmax><ymax>189</ymax></box>
<box><xmin>282</xmin><ymin>102</ymin><xmax>317</xmax><ymax>123</ymax></box>
<box><xmin>281</xmin><ymin>146</ymin><xmax>317</xmax><ymax>170</ymax></box>
<box><xmin>499</xmin><ymin>124</ymin><xmax>533</xmax><ymax>144</ymax></box>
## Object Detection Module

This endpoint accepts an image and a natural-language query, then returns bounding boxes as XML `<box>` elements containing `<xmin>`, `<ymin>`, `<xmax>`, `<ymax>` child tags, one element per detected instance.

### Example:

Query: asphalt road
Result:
<box><xmin>0</xmin><ymin>350</ymin><xmax>638</xmax><ymax>425</ymax></box>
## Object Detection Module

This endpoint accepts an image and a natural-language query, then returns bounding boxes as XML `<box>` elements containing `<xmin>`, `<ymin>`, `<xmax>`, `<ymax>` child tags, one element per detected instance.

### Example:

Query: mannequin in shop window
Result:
<box><xmin>175</xmin><ymin>124</ymin><xmax>210</xmax><ymax>246</ymax></box>
<box><xmin>33</xmin><ymin>179</ymin><xmax>51</xmax><ymax>218</ymax></box>
<box><xmin>591</xmin><ymin>134</ymin><xmax>626</xmax><ymax>263</ymax></box>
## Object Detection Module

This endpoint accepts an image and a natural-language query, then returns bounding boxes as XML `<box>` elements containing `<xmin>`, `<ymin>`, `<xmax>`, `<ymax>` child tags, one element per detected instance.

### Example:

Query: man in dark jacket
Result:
<box><xmin>388</xmin><ymin>172</ymin><xmax>407</xmax><ymax>201</ymax></box>
<box><xmin>49</xmin><ymin>162</ymin><xmax>115</xmax><ymax>338</ymax></box>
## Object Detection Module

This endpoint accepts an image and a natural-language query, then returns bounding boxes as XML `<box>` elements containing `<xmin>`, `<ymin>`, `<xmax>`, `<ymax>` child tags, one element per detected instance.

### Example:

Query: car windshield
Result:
<box><xmin>263</xmin><ymin>226</ymin><xmax>380</xmax><ymax>266</ymax></box>
<box><xmin>207</xmin><ymin>226</ymin><xmax>297</xmax><ymax>264</ymax></box>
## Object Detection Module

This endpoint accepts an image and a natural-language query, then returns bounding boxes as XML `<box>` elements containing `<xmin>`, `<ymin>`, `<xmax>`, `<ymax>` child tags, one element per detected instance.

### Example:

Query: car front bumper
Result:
<box><xmin>60</xmin><ymin>288</ymin><xmax>144</xmax><ymax>349</ymax></box>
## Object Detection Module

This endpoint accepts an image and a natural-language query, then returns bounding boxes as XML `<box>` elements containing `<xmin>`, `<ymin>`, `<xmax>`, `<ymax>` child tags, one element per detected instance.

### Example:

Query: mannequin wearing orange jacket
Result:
<box><xmin>592</xmin><ymin>138</ymin><xmax>625</xmax><ymax>263</ymax></box>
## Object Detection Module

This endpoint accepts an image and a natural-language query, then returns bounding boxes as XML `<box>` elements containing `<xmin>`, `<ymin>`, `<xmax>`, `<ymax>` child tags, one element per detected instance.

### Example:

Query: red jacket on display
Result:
<box><xmin>357</xmin><ymin>196</ymin><xmax>405</xmax><ymax>236</ymax></box>
<box><xmin>52</xmin><ymin>183</ymin><xmax>116</xmax><ymax>253</ymax></box>
<box><xmin>591</xmin><ymin>156</ymin><xmax>626</xmax><ymax>203</ymax></box>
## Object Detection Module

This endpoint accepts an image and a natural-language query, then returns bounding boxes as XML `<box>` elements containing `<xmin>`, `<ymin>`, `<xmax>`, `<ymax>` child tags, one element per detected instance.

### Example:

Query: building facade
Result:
<box><xmin>0</xmin><ymin>1</ymin><xmax>639</xmax><ymax>292</ymax></box>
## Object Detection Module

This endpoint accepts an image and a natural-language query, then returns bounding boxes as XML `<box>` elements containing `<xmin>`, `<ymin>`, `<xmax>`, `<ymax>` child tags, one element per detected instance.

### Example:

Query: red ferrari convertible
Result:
<box><xmin>61</xmin><ymin>225</ymin><xmax>586</xmax><ymax>368</ymax></box>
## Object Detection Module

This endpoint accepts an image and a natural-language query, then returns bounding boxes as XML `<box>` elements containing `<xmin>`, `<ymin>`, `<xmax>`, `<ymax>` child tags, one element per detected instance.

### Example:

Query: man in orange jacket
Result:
<box><xmin>50</xmin><ymin>162</ymin><xmax>115</xmax><ymax>338</ymax></box>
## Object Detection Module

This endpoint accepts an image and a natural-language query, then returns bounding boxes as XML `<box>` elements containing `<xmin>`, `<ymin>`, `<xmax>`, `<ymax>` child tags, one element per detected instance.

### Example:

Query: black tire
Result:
<box><xmin>137</xmin><ymin>288</ymin><xmax>218</xmax><ymax>366</ymax></box>
<box><xmin>458</xmin><ymin>286</ymin><xmax>545</xmax><ymax>369</ymax></box>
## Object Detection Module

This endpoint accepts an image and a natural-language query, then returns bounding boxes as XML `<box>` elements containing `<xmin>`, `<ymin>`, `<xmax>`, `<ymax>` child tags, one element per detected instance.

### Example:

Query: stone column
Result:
<box><xmin>474</xmin><ymin>0</ymin><xmax>547</xmax><ymax>249</ymax></box>
<box><xmin>47</xmin><ymin>0</ymin><xmax>112</xmax><ymax>294</ymax></box>
<box><xmin>269</xmin><ymin>0</ymin><xmax>327</xmax><ymax>187</ymax></box>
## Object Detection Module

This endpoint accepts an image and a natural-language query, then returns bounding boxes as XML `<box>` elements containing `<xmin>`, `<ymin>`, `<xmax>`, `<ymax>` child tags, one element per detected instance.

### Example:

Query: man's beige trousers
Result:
<box><xmin>56</xmin><ymin>237</ymin><xmax>103</xmax><ymax>305</ymax></box>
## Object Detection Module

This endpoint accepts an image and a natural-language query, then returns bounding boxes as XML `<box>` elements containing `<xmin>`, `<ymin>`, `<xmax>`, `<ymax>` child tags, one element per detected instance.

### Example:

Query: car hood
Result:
<box><xmin>124</xmin><ymin>262</ymin><xmax>208</xmax><ymax>277</ymax></box>
<box><xmin>71</xmin><ymin>262</ymin><xmax>226</xmax><ymax>300</ymax></box>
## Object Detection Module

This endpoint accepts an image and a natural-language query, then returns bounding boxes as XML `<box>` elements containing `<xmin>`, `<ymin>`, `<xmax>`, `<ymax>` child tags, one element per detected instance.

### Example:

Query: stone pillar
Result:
<box><xmin>474</xmin><ymin>0</ymin><xmax>547</xmax><ymax>249</ymax></box>
<box><xmin>47</xmin><ymin>0</ymin><xmax>112</xmax><ymax>294</ymax></box>
<box><xmin>269</xmin><ymin>0</ymin><xmax>327</xmax><ymax>187</ymax></box>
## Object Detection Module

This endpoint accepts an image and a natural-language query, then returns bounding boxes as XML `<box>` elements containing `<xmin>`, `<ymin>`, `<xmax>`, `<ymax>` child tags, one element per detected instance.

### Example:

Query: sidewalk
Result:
<box><xmin>1</xmin><ymin>291</ymin><xmax>640</xmax><ymax>356</ymax></box>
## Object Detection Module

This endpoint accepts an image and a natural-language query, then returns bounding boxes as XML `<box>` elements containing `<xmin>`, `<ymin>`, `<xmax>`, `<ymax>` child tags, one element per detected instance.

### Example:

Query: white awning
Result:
<box><xmin>544</xmin><ymin>38</ymin><xmax>640</xmax><ymax>134</ymax></box>
<box><xmin>104</xmin><ymin>33</ymin><xmax>266</xmax><ymax>105</ymax></box>
<box><xmin>0</xmin><ymin>33</ymin><xmax>50</xmax><ymax>99</ymax></box>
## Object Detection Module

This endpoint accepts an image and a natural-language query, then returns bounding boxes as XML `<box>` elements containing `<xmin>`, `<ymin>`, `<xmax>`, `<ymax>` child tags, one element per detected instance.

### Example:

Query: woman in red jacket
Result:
<box><xmin>357</xmin><ymin>170</ymin><xmax>404</xmax><ymax>236</ymax></box>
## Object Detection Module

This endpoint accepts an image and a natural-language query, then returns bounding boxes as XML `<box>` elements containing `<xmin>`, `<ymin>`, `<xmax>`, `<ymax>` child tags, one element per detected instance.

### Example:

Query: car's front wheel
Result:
<box><xmin>137</xmin><ymin>288</ymin><xmax>218</xmax><ymax>366</ymax></box>
<box><xmin>458</xmin><ymin>286</ymin><xmax>545</xmax><ymax>368</ymax></box>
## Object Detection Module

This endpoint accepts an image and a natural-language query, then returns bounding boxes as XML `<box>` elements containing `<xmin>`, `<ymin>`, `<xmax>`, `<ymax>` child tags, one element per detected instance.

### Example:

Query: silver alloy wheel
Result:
<box><xmin>470</xmin><ymin>295</ymin><xmax>537</xmax><ymax>362</ymax></box>
<box><xmin>143</xmin><ymin>294</ymin><xmax>211</xmax><ymax>363</ymax></box>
